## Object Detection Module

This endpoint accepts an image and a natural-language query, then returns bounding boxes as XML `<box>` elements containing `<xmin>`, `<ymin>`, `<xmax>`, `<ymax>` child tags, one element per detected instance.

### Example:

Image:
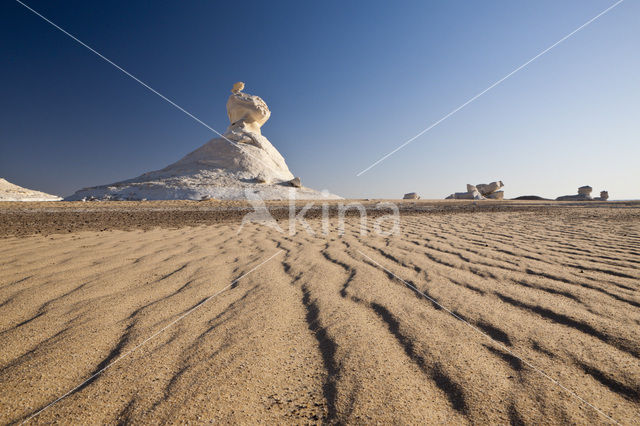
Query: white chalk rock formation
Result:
<box><xmin>476</xmin><ymin>181</ymin><xmax>504</xmax><ymax>196</ymax></box>
<box><xmin>65</xmin><ymin>83</ymin><xmax>340</xmax><ymax>201</ymax></box>
<box><xmin>595</xmin><ymin>191</ymin><xmax>609</xmax><ymax>201</ymax></box>
<box><xmin>0</xmin><ymin>178</ymin><xmax>61</xmax><ymax>201</ymax></box>
<box><xmin>403</xmin><ymin>192</ymin><xmax>420</xmax><ymax>200</ymax></box>
<box><xmin>578</xmin><ymin>186</ymin><xmax>592</xmax><ymax>196</ymax></box>
<box><xmin>556</xmin><ymin>185</ymin><xmax>595</xmax><ymax>201</ymax></box>
<box><xmin>446</xmin><ymin>190</ymin><xmax>484</xmax><ymax>200</ymax></box>
<box><xmin>446</xmin><ymin>180</ymin><xmax>505</xmax><ymax>200</ymax></box>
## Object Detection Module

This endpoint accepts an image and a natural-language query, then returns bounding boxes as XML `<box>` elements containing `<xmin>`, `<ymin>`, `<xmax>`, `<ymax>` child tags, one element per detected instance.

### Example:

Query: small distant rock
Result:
<box><xmin>255</xmin><ymin>173</ymin><xmax>270</xmax><ymax>184</ymax></box>
<box><xmin>476</xmin><ymin>181</ymin><xmax>504</xmax><ymax>196</ymax></box>
<box><xmin>578</xmin><ymin>186</ymin><xmax>592</xmax><ymax>196</ymax></box>
<box><xmin>594</xmin><ymin>190</ymin><xmax>609</xmax><ymax>201</ymax></box>
<box><xmin>289</xmin><ymin>177</ymin><xmax>302</xmax><ymax>188</ymax></box>
<box><xmin>556</xmin><ymin>185</ymin><xmax>595</xmax><ymax>201</ymax></box>
<box><xmin>403</xmin><ymin>192</ymin><xmax>420</xmax><ymax>200</ymax></box>
<box><xmin>446</xmin><ymin>190</ymin><xmax>484</xmax><ymax>200</ymax></box>
<box><xmin>445</xmin><ymin>180</ymin><xmax>504</xmax><ymax>200</ymax></box>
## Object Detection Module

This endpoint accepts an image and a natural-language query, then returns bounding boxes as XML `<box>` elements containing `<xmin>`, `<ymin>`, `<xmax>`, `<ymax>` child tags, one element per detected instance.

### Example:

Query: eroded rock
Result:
<box><xmin>476</xmin><ymin>181</ymin><xmax>504</xmax><ymax>196</ymax></box>
<box><xmin>578</xmin><ymin>186</ymin><xmax>592</xmax><ymax>196</ymax></box>
<box><xmin>289</xmin><ymin>177</ymin><xmax>302</xmax><ymax>188</ymax></box>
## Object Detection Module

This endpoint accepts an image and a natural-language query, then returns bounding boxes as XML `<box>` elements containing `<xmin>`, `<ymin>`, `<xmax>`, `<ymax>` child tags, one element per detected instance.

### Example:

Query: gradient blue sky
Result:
<box><xmin>1</xmin><ymin>0</ymin><xmax>638</xmax><ymax>199</ymax></box>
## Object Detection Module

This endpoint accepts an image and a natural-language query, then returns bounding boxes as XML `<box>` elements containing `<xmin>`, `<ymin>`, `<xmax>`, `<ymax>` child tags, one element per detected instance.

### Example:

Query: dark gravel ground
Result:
<box><xmin>1</xmin><ymin>199</ymin><xmax>638</xmax><ymax>237</ymax></box>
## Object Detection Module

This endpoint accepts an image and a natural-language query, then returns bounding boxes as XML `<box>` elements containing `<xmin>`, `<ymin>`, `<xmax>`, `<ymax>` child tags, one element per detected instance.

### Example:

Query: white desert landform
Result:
<box><xmin>0</xmin><ymin>178</ymin><xmax>61</xmax><ymax>201</ymax></box>
<box><xmin>65</xmin><ymin>83</ymin><xmax>340</xmax><ymax>201</ymax></box>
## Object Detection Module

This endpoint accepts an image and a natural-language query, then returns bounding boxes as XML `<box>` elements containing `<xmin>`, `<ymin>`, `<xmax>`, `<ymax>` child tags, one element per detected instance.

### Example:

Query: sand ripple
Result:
<box><xmin>0</xmin><ymin>209</ymin><xmax>638</xmax><ymax>424</ymax></box>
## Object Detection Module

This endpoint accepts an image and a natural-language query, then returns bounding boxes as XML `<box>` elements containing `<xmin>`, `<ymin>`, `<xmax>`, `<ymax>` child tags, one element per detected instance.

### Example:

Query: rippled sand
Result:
<box><xmin>1</xmin><ymin>206</ymin><xmax>639</xmax><ymax>424</ymax></box>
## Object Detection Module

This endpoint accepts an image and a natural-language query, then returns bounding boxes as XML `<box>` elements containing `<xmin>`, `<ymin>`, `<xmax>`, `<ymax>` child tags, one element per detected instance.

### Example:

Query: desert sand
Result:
<box><xmin>1</xmin><ymin>202</ymin><xmax>639</xmax><ymax>424</ymax></box>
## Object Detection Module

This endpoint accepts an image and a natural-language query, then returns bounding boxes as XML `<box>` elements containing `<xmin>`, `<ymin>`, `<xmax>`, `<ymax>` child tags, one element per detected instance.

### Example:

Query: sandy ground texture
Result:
<box><xmin>1</xmin><ymin>204</ymin><xmax>639</xmax><ymax>424</ymax></box>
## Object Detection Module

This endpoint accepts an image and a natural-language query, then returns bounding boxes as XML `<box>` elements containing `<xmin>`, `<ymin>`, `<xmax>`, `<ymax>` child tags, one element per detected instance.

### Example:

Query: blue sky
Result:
<box><xmin>1</xmin><ymin>0</ymin><xmax>638</xmax><ymax>199</ymax></box>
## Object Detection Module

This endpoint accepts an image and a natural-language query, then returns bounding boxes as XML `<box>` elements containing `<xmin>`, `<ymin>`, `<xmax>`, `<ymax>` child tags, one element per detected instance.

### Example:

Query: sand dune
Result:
<box><xmin>1</xmin><ymin>207</ymin><xmax>639</xmax><ymax>424</ymax></box>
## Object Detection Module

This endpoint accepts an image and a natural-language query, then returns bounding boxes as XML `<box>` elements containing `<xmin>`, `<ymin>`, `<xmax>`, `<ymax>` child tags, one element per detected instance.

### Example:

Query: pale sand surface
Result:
<box><xmin>1</xmin><ymin>204</ymin><xmax>639</xmax><ymax>424</ymax></box>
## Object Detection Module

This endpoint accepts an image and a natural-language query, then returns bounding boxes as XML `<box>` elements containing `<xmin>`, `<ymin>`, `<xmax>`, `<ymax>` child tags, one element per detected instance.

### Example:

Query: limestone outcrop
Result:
<box><xmin>555</xmin><ymin>185</ymin><xmax>607</xmax><ymax>201</ymax></box>
<box><xmin>65</xmin><ymin>83</ymin><xmax>340</xmax><ymax>201</ymax></box>
<box><xmin>403</xmin><ymin>192</ymin><xmax>420</xmax><ymax>200</ymax></box>
<box><xmin>0</xmin><ymin>178</ymin><xmax>61</xmax><ymax>201</ymax></box>
<box><xmin>446</xmin><ymin>190</ymin><xmax>483</xmax><ymax>200</ymax></box>
<box><xmin>578</xmin><ymin>186</ymin><xmax>593</xmax><ymax>196</ymax></box>
<box><xmin>226</xmin><ymin>82</ymin><xmax>271</xmax><ymax>139</ymax></box>
<box><xmin>476</xmin><ymin>181</ymin><xmax>504</xmax><ymax>196</ymax></box>
<box><xmin>445</xmin><ymin>180</ymin><xmax>504</xmax><ymax>200</ymax></box>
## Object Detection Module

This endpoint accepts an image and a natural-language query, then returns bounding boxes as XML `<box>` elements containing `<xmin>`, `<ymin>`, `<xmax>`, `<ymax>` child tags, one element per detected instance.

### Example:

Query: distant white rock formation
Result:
<box><xmin>446</xmin><ymin>181</ymin><xmax>504</xmax><ymax>200</ymax></box>
<box><xmin>476</xmin><ymin>181</ymin><xmax>504</xmax><ymax>197</ymax></box>
<box><xmin>0</xmin><ymin>178</ymin><xmax>61</xmax><ymax>201</ymax></box>
<box><xmin>65</xmin><ymin>83</ymin><xmax>340</xmax><ymax>201</ymax></box>
<box><xmin>403</xmin><ymin>192</ymin><xmax>419</xmax><ymax>200</ymax></box>
<box><xmin>556</xmin><ymin>186</ymin><xmax>608</xmax><ymax>201</ymax></box>
<box><xmin>578</xmin><ymin>185</ymin><xmax>592</xmax><ymax>196</ymax></box>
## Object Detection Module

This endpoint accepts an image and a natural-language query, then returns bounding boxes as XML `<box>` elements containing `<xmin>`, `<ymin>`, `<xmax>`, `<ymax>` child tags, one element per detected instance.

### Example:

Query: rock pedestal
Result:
<box><xmin>65</xmin><ymin>83</ymin><xmax>340</xmax><ymax>201</ymax></box>
<box><xmin>578</xmin><ymin>186</ymin><xmax>592</xmax><ymax>196</ymax></box>
<box><xmin>556</xmin><ymin>185</ymin><xmax>599</xmax><ymax>201</ymax></box>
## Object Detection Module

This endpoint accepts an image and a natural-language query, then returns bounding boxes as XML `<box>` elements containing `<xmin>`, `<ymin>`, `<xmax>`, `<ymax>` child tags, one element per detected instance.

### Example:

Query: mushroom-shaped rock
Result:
<box><xmin>556</xmin><ymin>185</ymin><xmax>594</xmax><ymax>201</ymax></box>
<box><xmin>62</xmin><ymin>83</ymin><xmax>340</xmax><ymax>201</ymax></box>
<box><xmin>578</xmin><ymin>186</ymin><xmax>592</xmax><ymax>196</ymax></box>
<box><xmin>403</xmin><ymin>192</ymin><xmax>420</xmax><ymax>200</ymax></box>
<box><xmin>226</xmin><ymin>83</ymin><xmax>271</xmax><ymax>135</ymax></box>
